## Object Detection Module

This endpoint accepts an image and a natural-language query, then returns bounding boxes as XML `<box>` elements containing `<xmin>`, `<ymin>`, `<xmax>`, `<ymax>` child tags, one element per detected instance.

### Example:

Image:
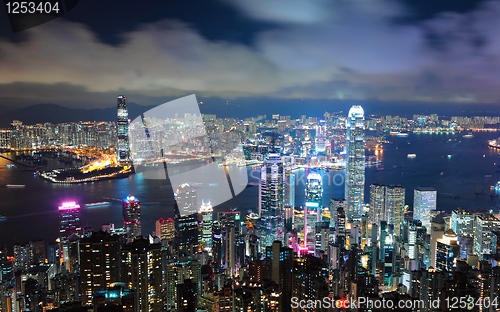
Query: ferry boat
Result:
<box><xmin>85</xmin><ymin>202</ymin><xmax>111</xmax><ymax>208</ymax></box>
<box><xmin>6</xmin><ymin>185</ymin><xmax>25</xmax><ymax>188</ymax></box>
<box><xmin>489</xmin><ymin>138</ymin><xmax>500</xmax><ymax>149</ymax></box>
<box><xmin>407</xmin><ymin>154</ymin><xmax>417</xmax><ymax>158</ymax></box>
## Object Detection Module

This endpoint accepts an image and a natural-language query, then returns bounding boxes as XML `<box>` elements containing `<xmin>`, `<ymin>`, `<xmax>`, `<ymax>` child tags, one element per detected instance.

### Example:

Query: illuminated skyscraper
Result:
<box><xmin>385</xmin><ymin>185</ymin><xmax>405</xmax><ymax>238</ymax></box>
<box><xmin>413</xmin><ymin>187</ymin><xmax>437</xmax><ymax>233</ymax></box>
<box><xmin>368</xmin><ymin>184</ymin><xmax>405</xmax><ymax>238</ymax></box>
<box><xmin>155</xmin><ymin>218</ymin><xmax>175</xmax><ymax>241</ymax></box>
<box><xmin>369</xmin><ymin>183</ymin><xmax>386</xmax><ymax>224</ymax></box>
<box><xmin>59</xmin><ymin>202</ymin><xmax>82</xmax><ymax>243</ymax></box>
<box><xmin>117</xmin><ymin>95</ymin><xmax>130</xmax><ymax>163</ymax></box>
<box><xmin>218</xmin><ymin>211</ymin><xmax>242</xmax><ymax>278</ymax></box>
<box><xmin>315</xmin><ymin>122</ymin><xmax>327</xmax><ymax>153</ymax></box>
<box><xmin>200</xmin><ymin>201</ymin><xmax>213</xmax><ymax>255</ymax></box>
<box><xmin>175</xmin><ymin>183</ymin><xmax>198</xmax><ymax>216</ymax></box>
<box><xmin>122</xmin><ymin>196</ymin><xmax>141</xmax><ymax>242</ymax></box>
<box><xmin>304</xmin><ymin>173</ymin><xmax>322</xmax><ymax>252</ymax></box>
<box><xmin>284</xmin><ymin>172</ymin><xmax>295</xmax><ymax>208</ymax></box>
<box><xmin>58</xmin><ymin>202</ymin><xmax>82</xmax><ymax>272</ymax></box>
<box><xmin>259</xmin><ymin>153</ymin><xmax>285</xmax><ymax>252</ymax></box>
<box><xmin>345</xmin><ymin>105</ymin><xmax>365</xmax><ymax>219</ymax></box>
<box><xmin>451</xmin><ymin>209</ymin><xmax>474</xmax><ymax>238</ymax></box>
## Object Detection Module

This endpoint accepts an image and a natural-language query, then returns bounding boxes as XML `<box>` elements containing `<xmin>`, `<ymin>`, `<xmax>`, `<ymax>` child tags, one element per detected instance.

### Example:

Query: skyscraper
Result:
<box><xmin>59</xmin><ymin>202</ymin><xmax>82</xmax><ymax>243</ymax></box>
<box><xmin>413</xmin><ymin>187</ymin><xmax>437</xmax><ymax>233</ymax></box>
<box><xmin>284</xmin><ymin>171</ymin><xmax>295</xmax><ymax>208</ymax></box>
<box><xmin>451</xmin><ymin>209</ymin><xmax>474</xmax><ymax>238</ymax></box>
<box><xmin>155</xmin><ymin>218</ymin><xmax>175</xmax><ymax>241</ymax></box>
<box><xmin>369</xmin><ymin>183</ymin><xmax>386</xmax><ymax>224</ymax></box>
<box><xmin>315</xmin><ymin>122</ymin><xmax>327</xmax><ymax>153</ymax></box>
<box><xmin>200</xmin><ymin>201</ymin><xmax>213</xmax><ymax>255</ymax></box>
<box><xmin>122</xmin><ymin>195</ymin><xmax>141</xmax><ymax>242</ymax></box>
<box><xmin>259</xmin><ymin>153</ymin><xmax>285</xmax><ymax>252</ymax></box>
<box><xmin>117</xmin><ymin>95</ymin><xmax>130</xmax><ymax>163</ymax></box>
<box><xmin>345</xmin><ymin>105</ymin><xmax>365</xmax><ymax>219</ymax></box>
<box><xmin>304</xmin><ymin>172</ymin><xmax>322</xmax><ymax>252</ymax></box>
<box><xmin>385</xmin><ymin>185</ymin><xmax>405</xmax><ymax>238</ymax></box>
<box><xmin>178</xmin><ymin>213</ymin><xmax>199</xmax><ymax>258</ymax></box>
<box><xmin>58</xmin><ymin>201</ymin><xmax>82</xmax><ymax>273</ymax></box>
<box><xmin>175</xmin><ymin>183</ymin><xmax>198</xmax><ymax>216</ymax></box>
<box><xmin>368</xmin><ymin>184</ymin><xmax>405</xmax><ymax>239</ymax></box>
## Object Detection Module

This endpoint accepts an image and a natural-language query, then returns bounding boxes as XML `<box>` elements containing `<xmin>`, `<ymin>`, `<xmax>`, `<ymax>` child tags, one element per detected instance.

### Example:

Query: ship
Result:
<box><xmin>396</xmin><ymin>133</ymin><xmax>408</xmax><ymax>137</ymax></box>
<box><xmin>0</xmin><ymin>215</ymin><xmax>6</xmax><ymax>221</ymax></box>
<box><xmin>407</xmin><ymin>154</ymin><xmax>417</xmax><ymax>158</ymax></box>
<box><xmin>5</xmin><ymin>164</ymin><xmax>17</xmax><ymax>168</ymax></box>
<box><xmin>463</xmin><ymin>133</ymin><xmax>473</xmax><ymax>138</ymax></box>
<box><xmin>6</xmin><ymin>185</ymin><xmax>25</xmax><ymax>188</ymax></box>
<box><xmin>85</xmin><ymin>202</ymin><xmax>111</xmax><ymax>208</ymax></box>
<box><xmin>489</xmin><ymin>138</ymin><xmax>500</xmax><ymax>149</ymax></box>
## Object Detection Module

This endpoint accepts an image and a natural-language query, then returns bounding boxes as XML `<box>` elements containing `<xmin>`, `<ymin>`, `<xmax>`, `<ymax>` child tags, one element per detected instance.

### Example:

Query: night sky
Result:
<box><xmin>0</xmin><ymin>0</ymin><xmax>499</xmax><ymax>110</ymax></box>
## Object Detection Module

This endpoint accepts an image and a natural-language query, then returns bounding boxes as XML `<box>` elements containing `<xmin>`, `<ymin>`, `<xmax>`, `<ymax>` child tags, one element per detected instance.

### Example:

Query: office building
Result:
<box><xmin>59</xmin><ymin>202</ymin><xmax>82</xmax><ymax>272</ymax></box>
<box><xmin>430</xmin><ymin>214</ymin><xmax>446</xmax><ymax>269</ymax></box>
<box><xmin>385</xmin><ymin>185</ymin><xmax>405</xmax><ymax>238</ymax></box>
<box><xmin>368</xmin><ymin>184</ymin><xmax>405</xmax><ymax>238</ymax></box>
<box><xmin>304</xmin><ymin>172</ymin><xmax>322</xmax><ymax>252</ymax></box>
<box><xmin>122</xmin><ymin>195</ymin><xmax>141</xmax><ymax>242</ymax></box>
<box><xmin>436</xmin><ymin>230</ymin><xmax>459</xmax><ymax>272</ymax></box>
<box><xmin>175</xmin><ymin>183</ymin><xmax>198</xmax><ymax>216</ymax></box>
<box><xmin>413</xmin><ymin>187</ymin><xmax>437</xmax><ymax>233</ymax></box>
<box><xmin>345</xmin><ymin>105</ymin><xmax>365</xmax><ymax>219</ymax></box>
<box><xmin>178</xmin><ymin>213</ymin><xmax>199</xmax><ymax>258</ymax></box>
<box><xmin>452</xmin><ymin>209</ymin><xmax>474</xmax><ymax>238</ymax></box>
<box><xmin>369</xmin><ymin>183</ymin><xmax>386</xmax><ymax>224</ymax></box>
<box><xmin>155</xmin><ymin>218</ymin><xmax>175</xmax><ymax>241</ymax></box>
<box><xmin>200</xmin><ymin>201</ymin><xmax>213</xmax><ymax>255</ymax></box>
<box><xmin>474</xmin><ymin>214</ymin><xmax>500</xmax><ymax>260</ymax></box>
<box><xmin>117</xmin><ymin>95</ymin><xmax>130</xmax><ymax>163</ymax></box>
<box><xmin>259</xmin><ymin>153</ymin><xmax>285</xmax><ymax>251</ymax></box>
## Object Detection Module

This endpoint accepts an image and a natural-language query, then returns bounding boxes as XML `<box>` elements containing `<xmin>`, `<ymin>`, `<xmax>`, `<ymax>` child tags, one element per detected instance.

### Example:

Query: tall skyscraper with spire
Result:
<box><xmin>117</xmin><ymin>95</ymin><xmax>130</xmax><ymax>163</ymax></box>
<box><xmin>259</xmin><ymin>153</ymin><xmax>285</xmax><ymax>252</ymax></box>
<box><xmin>345</xmin><ymin>105</ymin><xmax>365</xmax><ymax>220</ymax></box>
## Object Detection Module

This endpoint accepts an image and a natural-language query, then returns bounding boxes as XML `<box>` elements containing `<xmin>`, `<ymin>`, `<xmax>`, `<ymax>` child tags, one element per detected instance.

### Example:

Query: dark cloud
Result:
<box><xmin>1</xmin><ymin>0</ymin><xmax>500</xmax><ymax>108</ymax></box>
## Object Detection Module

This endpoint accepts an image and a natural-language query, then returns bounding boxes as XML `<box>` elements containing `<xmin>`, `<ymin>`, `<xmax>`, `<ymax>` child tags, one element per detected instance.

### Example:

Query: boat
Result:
<box><xmin>463</xmin><ymin>133</ymin><xmax>473</xmax><ymax>138</ymax></box>
<box><xmin>6</xmin><ymin>185</ymin><xmax>25</xmax><ymax>188</ymax></box>
<box><xmin>0</xmin><ymin>215</ymin><xmax>6</xmax><ymax>221</ymax></box>
<box><xmin>396</xmin><ymin>133</ymin><xmax>408</xmax><ymax>137</ymax></box>
<box><xmin>85</xmin><ymin>202</ymin><xmax>111</xmax><ymax>208</ymax></box>
<box><xmin>407</xmin><ymin>154</ymin><xmax>417</xmax><ymax>158</ymax></box>
<box><xmin>486</xmin><ymin>175</ymin><xmax>493</xmax><ymax>178</ymax></box>
<box><xmin>5</xmin><ymin>164</ymin><xmax>17</xmax><ymax>168</ymax></box>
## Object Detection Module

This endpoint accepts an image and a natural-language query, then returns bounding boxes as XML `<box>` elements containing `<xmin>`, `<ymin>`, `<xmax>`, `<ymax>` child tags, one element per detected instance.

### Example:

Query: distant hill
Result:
<box><xmin>0</xmin><ymin>103</ymin><xmax>156</xmax><ymax>127</ymax></box>
<box><xmin>0</xmin><ymin>104</ymin><xmax>15</xmax><ymax>114</ymax></box>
